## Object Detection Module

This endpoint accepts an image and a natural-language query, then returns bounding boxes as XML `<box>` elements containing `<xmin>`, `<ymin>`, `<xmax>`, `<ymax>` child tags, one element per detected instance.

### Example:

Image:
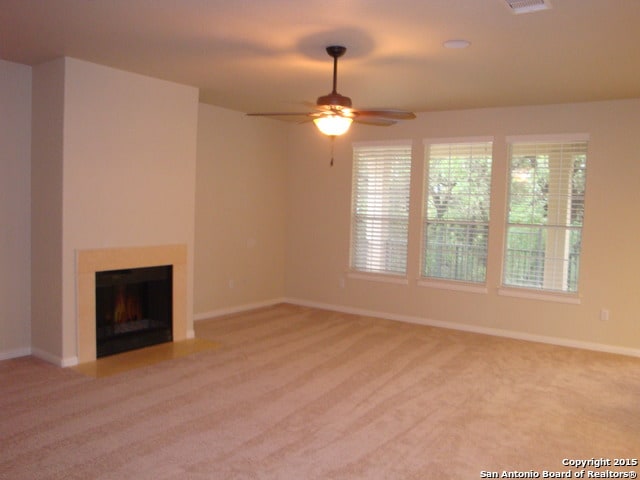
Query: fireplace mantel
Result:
<box><xmin>76</xmin><ymin>245</ymin><xmax>188</xmax><ymax>363</ymax></box>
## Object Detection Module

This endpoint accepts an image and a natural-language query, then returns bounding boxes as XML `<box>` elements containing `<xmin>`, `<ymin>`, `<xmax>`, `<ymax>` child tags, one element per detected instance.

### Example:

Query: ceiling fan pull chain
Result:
<box><xmin>330</xmin><ymin>136</ymin><xmax>335</xmax><ymax>167</ymax></box>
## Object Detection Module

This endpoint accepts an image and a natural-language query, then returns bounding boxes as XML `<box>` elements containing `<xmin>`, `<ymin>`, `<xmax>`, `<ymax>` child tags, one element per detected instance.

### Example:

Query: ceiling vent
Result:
<box><xmin>505</xmin><ymin>0</ymin><xmax>551</xmax><ymax>14</ymax></box>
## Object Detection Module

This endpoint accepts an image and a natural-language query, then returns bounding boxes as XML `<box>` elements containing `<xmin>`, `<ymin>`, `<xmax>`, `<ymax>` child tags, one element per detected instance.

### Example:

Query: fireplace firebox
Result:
<box><xmin>95</xmin><ymin>265</ymin><xmax>173</xmax><ymax>358</ymax></box>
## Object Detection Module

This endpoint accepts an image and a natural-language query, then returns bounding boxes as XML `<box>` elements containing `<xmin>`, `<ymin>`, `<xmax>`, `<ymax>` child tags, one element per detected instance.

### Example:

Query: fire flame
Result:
<box><xmin>113</xmin><ymin>286</ymin><xmax>142</xmax><ymax>323</ymax></box>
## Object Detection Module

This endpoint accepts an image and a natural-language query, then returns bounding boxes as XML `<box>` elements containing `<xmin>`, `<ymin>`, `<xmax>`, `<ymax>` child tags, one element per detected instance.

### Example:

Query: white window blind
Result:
<box><xmin>350</xmin><ymin>142</ymin><xmax>412</xmax><ymax>275</ymax></box>
<box><xmin>422</xmin><ymin>140</ymin><xmax>493</xmax><ymax>283</ymax></box>
<box><xmin>504</xmin><ymin>138</ymin><xmax>588</xmax><ymax>293</ymax></box>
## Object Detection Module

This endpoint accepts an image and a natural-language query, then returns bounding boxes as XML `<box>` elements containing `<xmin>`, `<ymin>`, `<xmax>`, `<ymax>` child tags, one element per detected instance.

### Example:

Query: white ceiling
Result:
<box><xmin>2</xmin><ymin>0</ymin><xmax>640</xmax><ymax>116</ymax></box>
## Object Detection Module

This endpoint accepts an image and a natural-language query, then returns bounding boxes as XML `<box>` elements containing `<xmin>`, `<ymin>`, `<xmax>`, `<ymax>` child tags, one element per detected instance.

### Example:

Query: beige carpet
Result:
<box><xmin>1</xmin><ymin>303</ymin><xmax>639</xmax><ymax>479</ymax></box>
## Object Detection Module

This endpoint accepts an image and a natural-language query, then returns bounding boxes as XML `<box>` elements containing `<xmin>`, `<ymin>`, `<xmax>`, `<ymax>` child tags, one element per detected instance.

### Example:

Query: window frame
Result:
<box><xmin>349</xmin><ymin>140</ymin><xmax>413</xmax><ymax>280</ymax></box>
<box><xmin>419</xmin><ymin>137</ymin><xmax>494</xmax><ymax>288</ymax></box>
<box><xmin>500</xmin><ymin>133</ymin><xmax>589</xmax><ymax>300</ymax></box>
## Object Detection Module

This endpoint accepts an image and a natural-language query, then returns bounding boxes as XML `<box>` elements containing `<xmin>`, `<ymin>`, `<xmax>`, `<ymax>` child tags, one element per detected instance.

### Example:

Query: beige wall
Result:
<box><xmin>0</xmin><ymin>60</ymin><xmax>32</xmax><ymax>359</ymax></box>
<box><xmin>4</xmin><ymin>53</ymin><xmax>640</xmax><ymax>361</ymax></box>
<box><xmin>194</xmin><ymin>104</ymin><xmax>287</xmax><ymax>317</ymax></box>
<box><xmin>285</xmin><ymin>99</ymin><xmax>640</xmax><ymax>353</ymax></box>
<box><xmin>30</xmin><ymin>58</ymin><xmax>199</xmax><ymax>365</ymax></box>
<box><xmin>31</xmin><ymin>58</ymin><xmax>65</xmax><ymax>361</ymax></box>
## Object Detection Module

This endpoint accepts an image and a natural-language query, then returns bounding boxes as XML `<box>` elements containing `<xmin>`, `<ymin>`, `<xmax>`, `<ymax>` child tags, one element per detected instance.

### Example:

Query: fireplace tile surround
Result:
<box><xmin>76</xmin><ymin>245</ymin><xmax>189</xmax><ymax>364</ymax></box>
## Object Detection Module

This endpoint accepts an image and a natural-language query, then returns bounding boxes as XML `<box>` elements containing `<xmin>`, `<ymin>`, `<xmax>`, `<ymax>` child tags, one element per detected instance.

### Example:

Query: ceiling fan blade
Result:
<box><xmin>353</xmin><ymin>117</ymin><xmax>397</xmax><ymax>126</ymax></box>
<box><xmin>246</xmin><ymin>112</ymin><xmax>313</xmax><ymax>117</ymax></box>
<box><xmin>355</xmin><ymin>109</ymin><xmax>416</xmax><ymax>120</ymax></box>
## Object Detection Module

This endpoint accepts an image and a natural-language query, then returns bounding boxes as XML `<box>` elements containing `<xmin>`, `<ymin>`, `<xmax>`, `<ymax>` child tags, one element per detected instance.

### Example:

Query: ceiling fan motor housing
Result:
<box><xmin>316</xmin><ymin>92</ymin><xmax>353</xmax><ymax>109</ymax></box>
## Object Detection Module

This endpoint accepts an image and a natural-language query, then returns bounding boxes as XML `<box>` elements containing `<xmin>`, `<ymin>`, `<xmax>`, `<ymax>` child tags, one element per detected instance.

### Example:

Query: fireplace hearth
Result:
<box><xmin>95</xmin><ymin>265</ymin><xmax>173</xmax><ymax>358</ymax></box>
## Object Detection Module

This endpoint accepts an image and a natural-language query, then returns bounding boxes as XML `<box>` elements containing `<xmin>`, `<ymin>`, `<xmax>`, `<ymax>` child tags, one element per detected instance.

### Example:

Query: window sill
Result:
<box><xmin>347</xmin><ymin>271</ymin><xmax>409</xmax><ymax>285</ymax></box>
<box><xmin>417</xmin><ymin>279</ymin><xmax>488</xmax><ymax>294</ymax></box>
<box><xmin>498</xmin><ymin>287</ymin><xmax>581</xmax><ymax>304</ymax></box>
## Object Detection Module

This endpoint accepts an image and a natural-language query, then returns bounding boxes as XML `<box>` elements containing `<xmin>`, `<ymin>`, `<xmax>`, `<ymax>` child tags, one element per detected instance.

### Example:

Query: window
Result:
<box><xmin>503</xmin><ymin>136</ymin><xmax>588</xmax><ymax>293</ymax></box>
<box><xmin>350</xmin><ymin>141</ymin><xmax>412</xmax><ymax>276</ymax></box>
<box><xmin>422</xmin><ymin>139</ymin><xmax>493</xmax><ymax>283</ymax></box>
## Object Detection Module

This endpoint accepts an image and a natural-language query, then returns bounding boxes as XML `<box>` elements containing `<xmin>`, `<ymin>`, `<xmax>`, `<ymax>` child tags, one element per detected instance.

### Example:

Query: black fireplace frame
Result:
<box><xmin>95</xmin><ymin>265</ymin><xmax>173</xmax><ymax>358</ymax></box>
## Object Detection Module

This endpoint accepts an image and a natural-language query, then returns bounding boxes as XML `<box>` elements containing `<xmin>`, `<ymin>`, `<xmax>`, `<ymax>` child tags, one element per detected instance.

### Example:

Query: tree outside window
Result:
<box><xmin>423</xmin><ymin>140</ymin><xmax>493</xmax><ymax>283</ymax></box>
<box><xmin>504</xmin><ymin>139</ymin><xmax>588</xmax><ymax>293</ymax></box>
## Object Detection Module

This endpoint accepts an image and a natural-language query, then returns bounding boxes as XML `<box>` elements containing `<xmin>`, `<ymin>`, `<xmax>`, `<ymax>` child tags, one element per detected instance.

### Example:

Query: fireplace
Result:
<box><xmin>95</xmin><ymin>265</ymin><xmax>173</xmax><ymax>357</ymax></box>
<box><xmin>76</xmin><ymin>245</ymin><xmax>189</xmax><ymax>364</ymax></box>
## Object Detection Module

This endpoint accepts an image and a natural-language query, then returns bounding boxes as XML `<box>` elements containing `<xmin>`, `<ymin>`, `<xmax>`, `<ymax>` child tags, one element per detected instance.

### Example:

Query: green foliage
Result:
<box><xmin>426</xmin><ymin>155</ymin><xmax>492</xmax><ymax>222</ymax></box>
<box><xmin>424</xmin><ymin>149</ymin><xmax>492</xmax><ymax>282</ymax></box>
<box><xmin>504</xmin><ymin>147</ymin><xmax>587</xmax><ymax>292</ymax></box>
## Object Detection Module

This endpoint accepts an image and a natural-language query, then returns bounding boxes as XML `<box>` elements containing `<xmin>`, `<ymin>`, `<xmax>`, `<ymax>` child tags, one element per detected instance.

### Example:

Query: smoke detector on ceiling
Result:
<box><xmin>505</xmin><ymin>0</ymin><xmax>551</xmax><ymax>14</ymax></box>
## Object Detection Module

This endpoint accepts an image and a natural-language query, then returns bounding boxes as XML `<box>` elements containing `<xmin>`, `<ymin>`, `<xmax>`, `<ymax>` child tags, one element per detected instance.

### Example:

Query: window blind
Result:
<box><xmin>422</xmin><ymin>141</ymin><xmax>493</xmax><ymax>283</ymax></box>
<box><xmin>350</xmin><ymin>143</ymin><xmax>412</xmax><ymax>275</ymax></box>
<box><xmin>504</xmin><ymin>139</ymin><xmax>588</xmax><ymax>292</ymax></box>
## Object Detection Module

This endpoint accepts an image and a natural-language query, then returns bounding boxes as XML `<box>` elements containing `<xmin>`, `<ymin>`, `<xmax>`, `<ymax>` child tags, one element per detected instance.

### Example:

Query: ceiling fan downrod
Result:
<box><xmin>316</xmin><ymin>45</ymin><xmax>352</xmax><ymax>109</ymax></box>
<box><xmin>326</xmin><ymin>45</ymin><xmax>346</xmax><ymax>94</ymax></box>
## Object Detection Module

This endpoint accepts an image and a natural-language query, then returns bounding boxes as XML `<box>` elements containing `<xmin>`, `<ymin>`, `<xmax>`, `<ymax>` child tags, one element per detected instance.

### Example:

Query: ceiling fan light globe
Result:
<box><xmin>313</xmin><ymin>115</ymin><xmax>353</xmax><ymax>136</ymax></box>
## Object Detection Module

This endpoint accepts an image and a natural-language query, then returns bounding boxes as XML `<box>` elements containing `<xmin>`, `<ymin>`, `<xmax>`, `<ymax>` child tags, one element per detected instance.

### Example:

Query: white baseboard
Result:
<box><xmin>194</xmin><ymin>297</ymin><xmax>287</xmax><ymax>322</ymax></box>
<box><xmin>0</xmin><ymin>347</ymin><xmax>31</xmax><ymax>361</ymax></box>
<box><xmin>61</xmin><ymin>356</ymin><xmax>79</xmax><ymax>367</ymax></box>
<box><xmin>11</xmin><ymin>297</ymin><xmax>638</xmax><ymax>364</ymax></box>
<box><xmin>283</xmin><ymin>297</ymin><xmax>640</xmax><ymax>359</ymax></box>
<box><xmin>31</xmin><ymin>347</ymin><xmax>78</xmax><ymax>367</ymax></box>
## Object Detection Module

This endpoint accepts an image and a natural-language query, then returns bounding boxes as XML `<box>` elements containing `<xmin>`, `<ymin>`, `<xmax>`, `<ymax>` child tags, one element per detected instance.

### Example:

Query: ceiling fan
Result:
<box><xmin>247</xmin><ymin>45</ymin><xmax>416</xmax><ymax>136</ymax></box>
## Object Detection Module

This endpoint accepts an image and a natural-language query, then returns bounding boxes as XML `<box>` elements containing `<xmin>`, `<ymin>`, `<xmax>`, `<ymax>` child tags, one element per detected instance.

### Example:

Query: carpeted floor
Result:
<box><xmin>1</xmin><ymin>303</ymin><xmax>639</xmax><ymax>479</ymax></box>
